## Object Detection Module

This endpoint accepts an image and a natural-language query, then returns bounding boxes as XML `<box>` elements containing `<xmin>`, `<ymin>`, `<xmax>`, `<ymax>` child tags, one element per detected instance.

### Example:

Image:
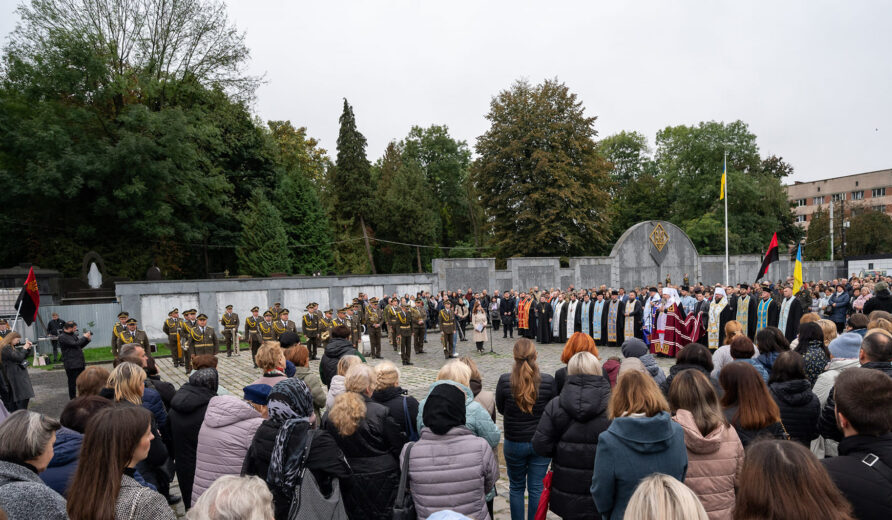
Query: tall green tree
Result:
<box><xmin>331</xmin><ymin>99</ymin><xmax>376</xmax><ymax>273</ymax></box>
<box><xmin>472</xmin><ymin>78</ymin><xmax>612</xmax><ymax>257</ymax></box>
<box><xmin>804</xmin><ymin>208</ymin><xmax>830</xmax><ymax>260</ymax></box>
<box><xmin>846</xmin><ymin>208</ymin><xmax>892</xmax><ymax>256</ymax></box>
<box><xmin>236</xmin><ymin>193</ymin><xmax>291</xmax><ymax>276</ymax></box>
<box><xmin>377</xmin><ymin>158</ymin><xmax>440</xmax><ymax>272</ymax></box>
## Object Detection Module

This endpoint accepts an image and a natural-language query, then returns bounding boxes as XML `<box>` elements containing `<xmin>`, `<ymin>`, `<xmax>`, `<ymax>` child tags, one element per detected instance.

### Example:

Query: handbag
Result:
<box><xmin>288</xmin><ymin>430</ymin><xmax>348</xmax><ymax>520</ymax></box>
<box><xmin>392</xmin><ymin>442</ymin><xmax>416</xmax><ymax>520</ymax></box>
<box><xmin>534</xmin><ymin>469</ymin><xmax>553</xmax><ymax>520</ymax></box>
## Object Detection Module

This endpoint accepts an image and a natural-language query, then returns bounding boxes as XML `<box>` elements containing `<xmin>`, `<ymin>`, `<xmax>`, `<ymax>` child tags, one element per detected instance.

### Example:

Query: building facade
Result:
<box><xmin>786</xmin><ymin>168</ymin><xmax>892</xmax><ymax>230</ymax></box>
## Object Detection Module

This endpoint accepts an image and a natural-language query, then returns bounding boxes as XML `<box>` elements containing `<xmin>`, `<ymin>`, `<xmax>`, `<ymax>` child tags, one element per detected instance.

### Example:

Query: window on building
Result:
<box><xmin>813</xmin><ymin>196</ymin><xmax>825</xmax><ymax>205</ymax></box>
<box><xmin>832</xmin><ymin>193</ymin><xmax>846</xmax><ymax>202</ymax></box>
<box><xmin>873</xmin><ymin>187</ymin><xmax>887</xmax><ymax>197</ymax></box>
<box><xmin>795</xmin><ymin>215</ymin><xmax>807</xmax><ymax>223</ymax></box>
<box><xmin>796</xmin><ymin>198</ymin><xmax>807</xmax><ymax>207</ymax></box>
<box><xmin>874</xmin><ymin>205</ymin><xmax>887</xmax><ymax>213</ymax></box>
<box><xmin>851</xmin><ymin>190</ymin><xmax>864</xmax><ymax>200</ymax></box>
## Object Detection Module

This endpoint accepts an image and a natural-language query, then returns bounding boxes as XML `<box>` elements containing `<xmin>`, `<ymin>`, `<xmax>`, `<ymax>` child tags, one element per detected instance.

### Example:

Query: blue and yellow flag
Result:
<box><xmin>793</xmin><ymin>244</ymin><xmax>803</xmax><ymax>294</ymax></box>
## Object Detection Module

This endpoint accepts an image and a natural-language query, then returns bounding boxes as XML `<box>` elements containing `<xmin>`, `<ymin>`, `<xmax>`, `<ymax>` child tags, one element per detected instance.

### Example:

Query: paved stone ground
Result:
<box><xmin>30</xmin><ymin>328</ymin><xmax>674</xmax><ymax>519</ymax></box>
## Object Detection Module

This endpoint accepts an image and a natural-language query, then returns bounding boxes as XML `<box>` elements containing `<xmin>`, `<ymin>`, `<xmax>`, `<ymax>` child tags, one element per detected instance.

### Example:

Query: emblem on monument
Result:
<box><xmin>649</xmin><ymin>222</ymin><xmax>670</xmax><ymax>265</ymax></box>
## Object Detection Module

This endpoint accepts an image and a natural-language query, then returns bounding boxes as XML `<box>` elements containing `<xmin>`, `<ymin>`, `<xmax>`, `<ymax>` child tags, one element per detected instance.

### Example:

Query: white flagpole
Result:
<box><xmin>724</xmin><ymin>151</ymin><xmax>729</xmax><ymax>286</ymax></box>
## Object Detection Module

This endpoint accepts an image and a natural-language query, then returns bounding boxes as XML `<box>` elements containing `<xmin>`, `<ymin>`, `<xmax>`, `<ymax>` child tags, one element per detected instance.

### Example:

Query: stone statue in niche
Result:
<box><xmin>87</xmin><ymin>262</ymin><xmax>102</xmax><ymax>289</ymax></box>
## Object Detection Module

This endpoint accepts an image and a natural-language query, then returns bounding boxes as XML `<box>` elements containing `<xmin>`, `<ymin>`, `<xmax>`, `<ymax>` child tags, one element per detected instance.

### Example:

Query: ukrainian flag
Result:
<box><xmin>793</xmin><ymin>244</ymin><xmax>803</xmax><ymax>294</ymax></box>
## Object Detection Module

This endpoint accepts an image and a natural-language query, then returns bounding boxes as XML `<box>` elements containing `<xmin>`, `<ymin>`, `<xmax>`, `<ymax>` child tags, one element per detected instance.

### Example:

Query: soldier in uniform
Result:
<box><xmin>188</xmin><ymin>313</ymin><xmax>219</xmax><ymax>371</ymax></box>
<box><xmin>0</xmin><ymin>319</ymin><xmax>10</xmax><ymax>339</ymax></box>
<box><xmin>273</xmin><ymin>308</ymin><xmax>298</xmax><ymax>340</ymax></box>
<box><xmin>269</xmin><ymin>302</ymin><xmax>283</xmax><ymax>321</ymax></box>
<box><xmin>320</xmin><ymin>309</ymin><xmax>334</xmax><ymax>349</ymax></box>
<box><xmin>119</xmin><ymin>318</ymin><xmax>151</xmax><ymax>354</ymax></box>
<box><xmin>386</xmin><ymin>297</ymin><xmax>401</xmax><ymax>352</ymax></box>
<box><xmin>364</xmin><ymin>298</ymin><xmax>383</xmax><ymax>359</ymax></box>
<box><xmin>183</xmin><ymin>309</ymin><xmax>198</xmax><ymax>334</ymax></box>
<box><xmin>259</xmin><ymin>310</ymin><xmax>276</xmax><ymax>346</ymax></box>
<box><xmin>220</xmin><ymin>304</ymin><xmax>240</xmax><ymax>357</ymax></box>
<box><xmin>302</xmin><ymin>303</ymin><xmax>321</xmax><ymax>360</ymax></box>
<box><xmin>333</xmin><ymin>307</ymin><xmax>349</xmax><ymax>329</ymax></box>
<box><xmin>411</xmin><ymin>298</ymin><xmax>426</xmax><ymax>355</ymax></box>
<box><xmin>245</xmin><ymin>306</ymin><xmax>262</xmax><ymax>368</ymax></box>
<box><xmin>439</xmin><ymin>300</ymin><xmax>456</xmax><ymax>359</ymax></box>
<box><xmin>162</xmin><ymin>308</ymin><xmax>184</xmax><ymax>367</ymax></box>
<box><xmin>111</xmin><ymin>311</ymin><xmax>129</xmax><ymax>357</ymax></box>
<box><xmin>397</xmin><ymin>302</ymin><xmax>413</xmax><ymax>366</ymax></box>
<box><xmin>349</xmin><ymin>300</ymin><xmax>363</xmax><ymax>348</ymax></box>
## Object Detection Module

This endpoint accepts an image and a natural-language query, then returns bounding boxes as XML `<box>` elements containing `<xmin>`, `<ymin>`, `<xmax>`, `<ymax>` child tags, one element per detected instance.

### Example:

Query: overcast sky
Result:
<box><xmin>2</xmin><ymin>0</ymin><xmax>890</xmax><ymax>183</ymax></box>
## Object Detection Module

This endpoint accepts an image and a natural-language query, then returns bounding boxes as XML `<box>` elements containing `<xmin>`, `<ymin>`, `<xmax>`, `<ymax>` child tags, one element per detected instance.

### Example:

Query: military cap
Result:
<box><xmin>126</xmin><ymin>318</ymin><xmax>137</xmax><ymax>325</ymax></box>
<box><xmin>168</xmin><ymin>309</ymin><xmax>178</xmax><ymax>316</ymax></box>
<box><xmin>415</xmin><ymin>298</ymin><xmax>423</xmax><ymax>304</ymax></box>
<box><xmin>251</xmin><ymin>306</ymin><xmax>260</xmax><ymax>312</ymax></box>
<box><xmin>273</xmin><ymin>302</ymin><xmax>281</xmax><ymax>306</ymax></box>
<box><xmin>369</xmin><ymin>297</ymin><xmax>379</xmax><ymax>304</ymax></box>
<box><xmin>443</xmin><ymin>299</ymin><xmax>452</xmax><ymax>305</ymax></box>
<box><xmin>352</xmin><ymin>298</ymin><xmax>360</xmax><ymax>303</ymax></box>
<box><xmin>0</xmin><ymin>319</ymin><xmax>7</xmax><ymax>325</ymax></box>
<box><xmin>324</xmin><ymin>309</ymin><xmax>333</xmax><ymax>314</ymax></box>
<box><xmin>197</xmin><ymin>314</ymin><xmax>208</xmax><ymax>320</ymax></box>
<box><xmin>263</xmin><ymin>310</ymin><xmax>273</xmax><ymax>317</ymax></box>
<box><xmin>225</xmin><ymin>304</ymin><xmax>233</xmax><ymax>310</ymax></box>
<box><xmin>338</xmin><ymin>307</ymin><xmax>350</xmax><ymax>314</ymax></box>
<box><xmin>401</xmin><ymin>301</ymin><xmax>411</xmax><ymax>307</ymax></box>
<box><xmin>280</xmin><ymin>309</ymin><xmax>289</xmax><ymax>314</ymax></box>
<box><xmin>117</xmin><ymin>312</ymin><xmax>130</xmax><ymax>319</ymax></box>
<box><xmin>185</xmin><ymin>309</ymin><xmax>197</xmax><ymax>315</ymax></box>
<box><xmin>306</xmin><ymin>303</ymin><xmax>315</xmax><ymax>310</ymax></box>
<box><xmin>353</xmin><ymin>301</ymin><xmax>362</xmax><ymax>307</ymax></box>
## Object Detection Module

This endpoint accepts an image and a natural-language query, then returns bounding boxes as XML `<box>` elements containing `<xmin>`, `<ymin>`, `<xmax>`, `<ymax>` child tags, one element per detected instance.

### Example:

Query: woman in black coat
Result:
<box><xmin>245</xmin><ymin>378</ymin><xmax>351</xmax><ymax>520</ymax></box>
<box><xmin>371</xmin><ymin>361</ymin><xmax>420</xmax><ymax>441</ymax></box>
<box><xmin>169</xmin><ymin>368</ymin><xmax>218</xmax><ymax>509</ymax></box>
<box><xmin>532</xmin><ymin>352</ymin><xmax>611</xmax><ymax>519</ymax></box>
<box><xmin>0</xmin><ymin>333</ymin><xmax>35</xmax><ymax>410</ymax></box>
<box><xmin>323</xmin><ymin>364</ymin><xmax>405</xmax><ymax>520</ymax></box>
<box><xmin>767</xmin><ymin>351</ymin><xmax>820</xmax><ymax>446</ymax></box>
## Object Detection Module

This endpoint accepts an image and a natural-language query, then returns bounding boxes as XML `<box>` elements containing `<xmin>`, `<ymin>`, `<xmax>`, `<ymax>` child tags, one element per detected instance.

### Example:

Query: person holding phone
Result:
<box><xmin>59</xmin><ymin>321</ymin><xmax>92</xmax><ymax>399</ymax></box>
<box><xmin>0</xmin><ymin>332</ymin><xmax>35</xmax><ymax>410</ymax></box>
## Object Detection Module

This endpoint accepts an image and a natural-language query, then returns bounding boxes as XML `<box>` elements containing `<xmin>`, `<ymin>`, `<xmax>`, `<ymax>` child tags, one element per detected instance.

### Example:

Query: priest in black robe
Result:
<box><xmin>535</xmin><ymin>295</ymin><xmax>552</xmax><ymax>344</ymax></box>
<box><xmin>756</xmin><ymin>284</ymin><xmax>781</xmax><ymax>334</ymax></box>
<box><xmin>601</xmin><ymin>290</ymin><xmax>625</xmax><ymax>346</ymax></box>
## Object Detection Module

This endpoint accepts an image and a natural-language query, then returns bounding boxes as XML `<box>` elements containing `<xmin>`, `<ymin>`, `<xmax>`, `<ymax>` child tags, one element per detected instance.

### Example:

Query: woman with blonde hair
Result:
<box><xmin>460</xmin><ymin>355</ymin><xmax>496</xmax><ymax>421</ymax></box>
<box><xmin>325</xmin><ymin>354</ymin><xmax>361</xmax><ymax>410</ymax></box>
<box><xmin>496</xmin><ymin>339</ymin><xmax>556</xmax><ymax>520</ymax></box>
<box><xmin>372</xmin><ymin>361</ymin><xmax>420</xmax><ymax>441</ymax></box>
<box><xmin>323</xmin><ymin>364</ymin><xmax>404</xmax><ymax>519</ymax></box>
<box><xmin>789</xmin><ymin>312</ymin><xmax>822</xmax><ymax>350</ymax></box>
<box><xmin>818</xmin><ymin>319</ymin><xmax>839</xmax><ymax>347</ymax></box>
<box><xmin>712</xmin><ymin>321</ymin><xmax>758</xmax><ymax>378</ymax></box>
<box><xmin>555</xmin><ymin>332</ymin><xmax>600</xmax><ymax>394</ymax></box>
<box><xmin>75</xmin><ymin>366</ymin><xmax>110</xmax><ymax>397</ymax></box>
<box><xmin>624</xmin><ymin>473</ymin><xmax>708</xmax><ymax>520</ymax></box>
<box><xmin>590</xmin><ymin>370</ymin><xmax>687</xmax><ymax>520</ymax></box>
<box><xmin>250</xmin><ymin>343</ymin><xmax>287</xmax><ymax>388</ymax></box>
<box><xmin>472</xmin><ymin>300</ymin><xmax>489</xmax><ymax>352</ymax></box>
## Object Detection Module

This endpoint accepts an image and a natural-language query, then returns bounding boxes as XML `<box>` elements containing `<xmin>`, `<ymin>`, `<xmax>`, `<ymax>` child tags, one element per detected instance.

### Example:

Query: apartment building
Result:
<box><xmin>786</xmin><ymin>168</ymin><xmax>892</xmax><ymax>230</ymax></box>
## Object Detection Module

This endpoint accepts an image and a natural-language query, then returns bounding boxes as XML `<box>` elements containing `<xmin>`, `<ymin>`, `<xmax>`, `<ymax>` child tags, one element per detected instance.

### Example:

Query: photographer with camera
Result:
<box><xmin>59</xmin><ymin>321</ymin><xmax>92</xmax><ymax>399</ymax></box>
<box><xmin>0</xmin><ymin>332</ymin><xmax>34</xmax><ymax>410</ymax></box>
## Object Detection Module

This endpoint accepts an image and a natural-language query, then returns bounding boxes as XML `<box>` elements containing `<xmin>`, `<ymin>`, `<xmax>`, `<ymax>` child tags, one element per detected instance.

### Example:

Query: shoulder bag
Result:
<box><xmin>288</xmin><ymin>430</ymin><xmax>348</xmax><ymax>520</ymax></box>
<box><xmin>392</xmin><ymin>442</ymin><xmax>416</xmax><ymax>520</ymax></box>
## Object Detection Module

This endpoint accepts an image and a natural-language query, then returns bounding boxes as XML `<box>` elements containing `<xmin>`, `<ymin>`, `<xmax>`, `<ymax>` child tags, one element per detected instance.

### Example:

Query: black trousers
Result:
<box><xmin>491</xmin><ymin>318</ymin><xmax>500</xmax><ymax>331</ymax></box>
<box><xmin>65</xmin><ymin>367</ymin><xmax>84</xmax><ymax>399</ymax></box>
<box><xmin>502</xmin><ymin>318</ymin><xmax>514</xmax><ymax>337</ymax></box>
<box><xmin>51</xmin><ymin>340</ymin><xmax>60</xmax><ymax>360</ymax></box>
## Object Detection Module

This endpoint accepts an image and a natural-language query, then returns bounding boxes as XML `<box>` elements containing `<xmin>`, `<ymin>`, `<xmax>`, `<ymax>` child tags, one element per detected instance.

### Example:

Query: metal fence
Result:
<box><xmin>34</xmin><ymin>302</ymin><xmax>122</xmax><ymax>350</ymax></box>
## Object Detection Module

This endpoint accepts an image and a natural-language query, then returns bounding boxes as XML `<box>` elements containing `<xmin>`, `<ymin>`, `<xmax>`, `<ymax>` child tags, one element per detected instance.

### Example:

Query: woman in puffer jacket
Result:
<box><xmin>767</xmin><ymin>351</ymin><xmax>820</xmax><ymax>447</ymax></box>
<box><xmin>669</xmin><ymin>369</ymin><xmax>743</xmax><ymax>519</ymax></box>
<box><xmin>401</xmin><ymin>383</ymin><xmax>499</xmax><ymax>520</ymax></box>
<box><xmin>532</xmin><ymin>352</ymin><xmax>611</xmax><ymax>519</ymax></box>
<box><xmin>169</xmin><ymin>368</ymin><xmax>218</xmax><ymax>509</ymax></box>
<box><xmin>191</xmin><ymin>392</ymin><xmax>264</xmax><ymax>506</ymax></box>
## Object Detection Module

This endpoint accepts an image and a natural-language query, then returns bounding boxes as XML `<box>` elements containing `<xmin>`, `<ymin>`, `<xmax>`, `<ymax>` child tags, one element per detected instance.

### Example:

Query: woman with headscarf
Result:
<box><xmin>401</xmin><ymin>384</ymin><xmax>499</xmax><ymax>520</ymax></box>
<box><xmin>169</xmin><ymin>367</ymin><xmax>218</xmax><ymax>509</ymax></box>
<box><xmin>244</xmin><ymin>378</ymin><xmax>351</xmax><ymax>520</ymax></box>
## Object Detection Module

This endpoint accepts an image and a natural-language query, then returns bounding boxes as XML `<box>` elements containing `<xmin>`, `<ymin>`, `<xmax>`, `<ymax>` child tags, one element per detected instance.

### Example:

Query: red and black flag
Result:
<box><xmin>14</xmin><ymin>267</ymin><xmax>40</xmax><ymax>326</ymax></box>
<box><xmin>755</xmin><ymin>233</ymin><xmax>779</xmax><ymax>282</ymax></box>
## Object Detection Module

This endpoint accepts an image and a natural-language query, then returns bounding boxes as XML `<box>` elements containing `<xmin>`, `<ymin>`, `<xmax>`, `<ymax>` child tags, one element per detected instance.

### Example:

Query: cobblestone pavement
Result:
<box><xmin>152</xmin><ymin>328</ymin><xmax>675</xmax><ymax>519</ymax></box>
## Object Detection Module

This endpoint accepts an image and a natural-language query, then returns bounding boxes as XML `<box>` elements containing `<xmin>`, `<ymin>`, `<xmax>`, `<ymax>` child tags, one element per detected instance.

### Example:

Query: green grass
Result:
<box><xmin>35</xmin><ymin>343</ymin><xmax>175</xmax><ymax>369</ymax></box>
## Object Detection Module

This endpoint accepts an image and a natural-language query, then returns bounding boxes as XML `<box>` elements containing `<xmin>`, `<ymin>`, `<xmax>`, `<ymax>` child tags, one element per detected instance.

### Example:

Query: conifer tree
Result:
<box><xmin>377</xmin><ymin>156</ymin><xmax>440</xmax><ymax>272</ymax></box>
<box><xmin>275</xmin><ymin>171</ymin><xmax>334</xmax><ymax>274</ymax></box>
<box><xmin>236</xmin><ymin>193</ymin><xmax>291</xmax><ymax>276</ymax></box>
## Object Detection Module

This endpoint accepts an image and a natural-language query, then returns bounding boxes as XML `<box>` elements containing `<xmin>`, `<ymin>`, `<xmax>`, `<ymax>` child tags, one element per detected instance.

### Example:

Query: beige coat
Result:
<box><xmin>472</xmin><ymin>311</ymin><xmax>488</xmax><ymax>342</ymax></box>
<box><xmin>673</xmin><ymin>409</ymin><xmax>744</xmax><ymax>520</ymax></box>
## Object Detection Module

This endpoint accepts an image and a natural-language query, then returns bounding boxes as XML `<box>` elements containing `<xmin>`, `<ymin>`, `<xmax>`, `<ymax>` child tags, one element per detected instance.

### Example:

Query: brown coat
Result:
<box><xmin>673</xmin><ymin>409</ymin><xmax>743</xmax><ymax>520</ymax></box>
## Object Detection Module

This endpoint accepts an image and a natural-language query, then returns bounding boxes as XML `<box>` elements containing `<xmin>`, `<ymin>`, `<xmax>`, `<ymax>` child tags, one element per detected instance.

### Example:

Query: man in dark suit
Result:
<box><xmin>59</xmin><ymin>321</ymin><xmax>91</xmax><ymax>399</ymax></box>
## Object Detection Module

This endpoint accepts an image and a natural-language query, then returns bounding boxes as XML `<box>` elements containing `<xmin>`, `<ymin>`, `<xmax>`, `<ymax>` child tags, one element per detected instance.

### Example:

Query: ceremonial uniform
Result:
<box><xmin>396</xmin><ymin>304</ymin><xmax>413</xmax><ymax>365</ymax></box>
<box><xmin>258</xmin><ymin>313</ymin><xmax>277</xmax><ymax>344</ymax></box>
<box><xmin>439</xmin><ymin>307</ymin><xmax>456</xmax><ymax>359</ymax></box>
<box><xmin>302</xmin><ymin>304</ymin><xmax>321</xmax><ymax>359</ymax></box>
<box><xmin>349</xmin><ymin>305</ymin><xmax>363</xmax><ymax>348</ymax></box>
<box><xmin>111</xmin><ymin>312</ymin><xmax>129</xmax><ymax>357</ymax></box>
<box><xmin>364</xmin><ymin>299</ymin><xmax>384</xmax><ymax>358</ymax></box>
<box><xmin>188</xmin><ymin>315</ymin><xmax>219</xmax><ymax>359</ymax></box>
<box><xmin>411</xmin><ymin>300</ymin><xmax>426</xmax><ymax>354</ymax></box>
<box><xmin>162</xmin><ymin>310</ymin><xmax>185</xmax><ymax>367</ymax></box>
<box><xmin>319</xmin><ymin>311</ymin><xmax>334</xmax><ymax>349</ymax></box>
<box><xmin>273</xmin><ymin>311</ymin><xmax>298</xmax><ymax>340</ymax></box>
<box><xmin>333</xmin><ymin>311</ymin><xmax>350</xmax><ymax>330</ymax></box>
<box><xmin>220</xmin><ymin>306</ymin><xmax>240</xmax><ymax>357</ymax></box>
<box><xmin>119</xmin><ymin>320</ymin><xmax>151</xmax><ymax>354</ymax></box>
<box><xmin>244</xmin><ymin>308</ymin><xmax>262</xmax><ymax>366</ymax></box>
<box><xmin>386</xmin><ymin>302</ymin><xmax>401</xmax><ymax>351</ymax></box>
<box><xmin>268</xmin><ymin>304</ymin><xmax>282</xmax><ymax>321</ymax></box>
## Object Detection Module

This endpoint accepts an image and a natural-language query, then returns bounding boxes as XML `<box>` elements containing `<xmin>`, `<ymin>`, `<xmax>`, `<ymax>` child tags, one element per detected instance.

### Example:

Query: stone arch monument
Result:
<box><xmin>610</xmin><ymin>220</ymin><xmax>700</xmax><ymax>288</ymax></box>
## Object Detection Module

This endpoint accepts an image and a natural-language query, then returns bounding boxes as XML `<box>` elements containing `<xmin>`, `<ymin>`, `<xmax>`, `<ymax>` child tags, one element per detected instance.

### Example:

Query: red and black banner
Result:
<box><xmin>755</xmin><ymin>233</ymin><xmax>779</xmax><ymax>281</ymax></box>
<box><xmin>15</xmin><ymin>267</ymin><xmax>39</xmax><ymax>326</ymax></box>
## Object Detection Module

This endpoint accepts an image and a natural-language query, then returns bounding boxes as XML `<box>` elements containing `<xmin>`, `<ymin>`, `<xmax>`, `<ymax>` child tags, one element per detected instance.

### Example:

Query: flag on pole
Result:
<box><xmin>14</xmin><ymin>266</ymin><xmax>40</xmax><ymax>326</ymax></box>
<box><xmin>793</xmin><ymin>244</ymin><xmax>803</xmax><ymax>294</ymax></box>
<box><xmin>756</xmin><ymin>233</ymin><xmax>779</xmax><ymax>281</ymax></box>
<box><xmin>719</xmin><ymin>168</ymin><xmax>726</xmax><ymax>200</ymax></box>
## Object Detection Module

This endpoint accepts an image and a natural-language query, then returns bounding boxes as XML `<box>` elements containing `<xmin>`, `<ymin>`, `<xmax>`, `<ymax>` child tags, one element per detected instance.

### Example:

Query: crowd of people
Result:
<box><xmin>0</xmin><ymin>273</ymin><xmax>889</xmax><ymax>519</ymax></box>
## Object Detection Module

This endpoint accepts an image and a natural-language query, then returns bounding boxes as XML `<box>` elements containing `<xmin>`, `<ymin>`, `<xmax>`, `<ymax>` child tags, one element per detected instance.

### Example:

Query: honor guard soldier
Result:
<box><xmin>334</xmin><ymin>307</ymin><xmax>349</xmax><ymax>329</ymax></box>
<box><xmin>386</xmin><ymin>297</ymin><xmax>401</xmax><ymax>351</ymax></box>
<box><xmin>274</xmin><ymin>309</ymin><xmax>298</xmax><ymax>339</ymax></box>
<box><xmin>320</xmin><ymin>309</ymin><xmax>334</xmax><ymax>348</ymax></box>
<box><xmin>111</xmin><ymin>312</ymin><xmax>129</xmax><ymax>357</ymax></box>
<box><xmin>0</xmin><ymin>320</ymin><xmax>10</xmax><ymax>339</ymax></box>
<box><xmin>302</xmin><ymin>303</ymin><xmax>321</xmax><ymax>360</ymax></box>
<box><xmin>162</xmin><ymin>309</ymin><xmax>185</xmax><ymax>367</ymax></box>
<box><xmin>349</xmin><ymin>300</ymin><xmax>363</xmax><ymax>348</ymax></box>
<box><xmin>220</xmin><ymin>305</ymin><xmax>240</xmax><ymax>357</ymax></box>
<box><xmin>120</xmin><ymin>318</ymin><xmax>151</xmax><ymax>354</ymax></box>
<box><xmin>245</xmin><ymin>307</ymin><xmax>262</xmax><ymax>368</ymax></box>
<box><xmin>364</xmin><ymin>298</ymin><xmax>383</xmax><ymax>359</ymax></box>
<box><xmin>411</xmin><ymin>298</ymin><xmax>426</xmax><ymax>354</ymax></box>
<box><xmin>183</xmin><ymin>309</ymin><xmax>199</xmax><ymax>334</ymax></box>
<box><xmin>188</xmin><ymin>313</ymin><xmax>219</xmax><ymax>369</ymax></box>
<box><xmin>397</xmin><ymin>302</ymin><xmax>413</xmax><ymax>365</ymax></box>
<box><xmin>439</xmin><ymin>300</ymin><xmax>456</xmax><ymax>359</ymax></box>
<box><xmin>259</xmin><ymin>310</ymin><xmax>276</xmax><ymax>345</ymax></box>
<box><xmin>269</xmin><ymin>302</ymin><xmax>283</xmax><ymax>321</ymax></box>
